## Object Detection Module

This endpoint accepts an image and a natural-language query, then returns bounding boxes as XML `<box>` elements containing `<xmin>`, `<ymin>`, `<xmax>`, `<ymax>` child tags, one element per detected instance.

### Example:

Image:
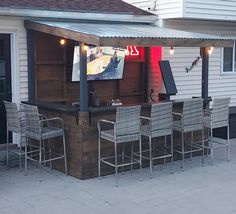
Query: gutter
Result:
<box><xmin>0</xmin><ymin>8</ymin><xmax>157</xmax><ymax>24</ymax></box>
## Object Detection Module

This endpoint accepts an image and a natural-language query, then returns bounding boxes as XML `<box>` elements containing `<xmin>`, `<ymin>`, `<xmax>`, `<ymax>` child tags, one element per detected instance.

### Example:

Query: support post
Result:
<box><xmin>27</xmin><ymin>30</ymin><xmax>36</xmax><ymax>103</ymax></box>
<box><xmin>200</xmin><ymin>47</ymin><xmax>209</xmax><ymax>107</ymax></box>
<box><xmin>80</xmin><ymin>43</ymin><xmax>88</xmax><ymax>112</ymax></box>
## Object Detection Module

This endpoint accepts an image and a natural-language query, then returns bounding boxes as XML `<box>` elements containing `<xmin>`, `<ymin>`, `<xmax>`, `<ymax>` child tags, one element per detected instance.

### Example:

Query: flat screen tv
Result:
<box><xmin>72</xmin><ymin>46</ymin><xmax>125</xmax><ymax>81</ymax></box>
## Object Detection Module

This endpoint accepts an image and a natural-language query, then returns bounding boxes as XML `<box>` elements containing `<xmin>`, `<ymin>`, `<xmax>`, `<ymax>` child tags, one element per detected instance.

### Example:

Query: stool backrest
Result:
<box><xmin>21</xmin><ymin>104</ymin><xmax>41</xmax><ymax>135</ymax></box>
<box><xmin>183</xmin><ymin>98</ymin><xmax>203</xmax><ymax>127</ymax></box>
<box><xmin>115</xmin><ymin>106</ymin><xmax>141</xmax><ymax>136</ymax></box>
<box><xmin>151</xmin><ymin>102</ymin><xmax>173</xmax><ymax>131</ymax></box>
<box><xmin>4</xmin><ymin>101</ymin><xmax>21</xmax><ymax>133</ymax></box>
<box><xmin>212</xmin><ymin>98</ymin><xmax>230</xmax><ymax>123</ymax></box>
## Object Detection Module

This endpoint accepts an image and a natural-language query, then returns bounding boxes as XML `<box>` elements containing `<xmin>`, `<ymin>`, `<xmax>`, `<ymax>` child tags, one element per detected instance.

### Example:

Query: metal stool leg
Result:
<box><xmin>49</xmin><ymin>140</ymin><xmax>52</xmax><ymax>169</ymax></box>
<box><xmin>190</xmin><ymin>131</ymin><xmax>193</xmax><ymax>161</ymax></box>
<box><xmin>206</xmin><ymin>127</ymin><xmax>209</xmax><ymax>157</ymax></box>
<box><xmin>24</xmin><ymin>138</ymin><xmax>28</xmax><ymax>176</ymax></box>
<box><xmin>202</xmin><ymin>128</ymin><xmax>204</xmax><ymax>166</ymax></box>
<box><xmin>171</xmin><ymin>132</ymin><xmax>174</xmax><ymax>174</ymax></box>
<box><xmin>181</xmin><ymin>131</ymin><xmax>185</xmax><ymax>171</ymax></box>
<box><xmin>98</xmin><ymin>134</ymin><xmax>101</xmax><ymax>179</ymax></box>
<box><xmin>210</xmin><ymin>127</ymin><xmax>213</xmax><ymax>166</ymax></box>
<box><xmin>149</xmin><ymin>136</ymin><xmax>152</xmax><ymax>178</ymax></box>
<box><xmin>139</xmin><ymin>138</ymin><xmax>143</xmax><ymax>181</ymax></box>
<box><xmin>19</xmin><ymin>140</ymin><xmax>22</xmax><ymax>171</ymax></box>
<box><xmin>39</xmin><ymin>140</ymin><xmax>43</xmax><ymax>181</ymax></box>
<box><xmin>227</xmin><ymin>125</ymin><xmax>230</xmax><ymax>161</ymax></box>
<box><xmin>62</xmin><ymin>132</ymin><xmax>68</xmax><ymax>175</ymax></box>
<box><xmin>42</xmin><ymin>140</ymin><xmax>46</xmax><ymax>167</ymax></box>
<box><xmin>6</xmin><ymin>128</ymin><xmax>9</xmax><ymax>168</ymax></box>
<box><xmin>114</xmin><ymin>143</ymin><xmax>118</xmax><ymax>187</ymax></box>
<box><xmin>164</xmin><ymin>136</ymin><xmax>167</xmax><ymax>165</ymax></box>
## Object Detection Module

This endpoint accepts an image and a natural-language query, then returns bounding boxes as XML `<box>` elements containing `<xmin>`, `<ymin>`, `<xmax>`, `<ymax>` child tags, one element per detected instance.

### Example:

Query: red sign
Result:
<box><xmin>126</xmin><ymin>46</ymin><xmax>140</xmax><ymax>56</ymax></box>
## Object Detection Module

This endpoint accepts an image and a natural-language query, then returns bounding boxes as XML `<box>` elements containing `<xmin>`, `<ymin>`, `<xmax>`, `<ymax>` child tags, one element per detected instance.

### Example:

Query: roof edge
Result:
<box><xmin>0</xmin><ymin>7</ymin><xmax>157</xmax><ymax>24</ymax></box>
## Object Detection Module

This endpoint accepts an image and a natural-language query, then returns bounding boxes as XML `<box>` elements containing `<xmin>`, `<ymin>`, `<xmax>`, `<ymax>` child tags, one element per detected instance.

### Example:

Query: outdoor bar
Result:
<box><xmin>24</xmin><ymin>20</ymin><xmax>233</xmax><ymax>179</ymax></box>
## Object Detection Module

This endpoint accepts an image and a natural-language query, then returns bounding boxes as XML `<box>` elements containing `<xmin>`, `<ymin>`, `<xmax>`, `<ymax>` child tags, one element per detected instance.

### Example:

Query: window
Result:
<box><xmin>223</xmin><ymin>41</ymin><xmax>236</xmax><ymax>73</ymax></box>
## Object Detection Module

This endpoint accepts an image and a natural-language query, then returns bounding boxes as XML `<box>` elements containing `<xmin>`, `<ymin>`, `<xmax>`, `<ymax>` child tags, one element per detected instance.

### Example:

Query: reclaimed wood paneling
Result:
<box><xmin>35</xmin><ymin>32</ymin><xmax>147</xmax><ymax>105</ymax></box>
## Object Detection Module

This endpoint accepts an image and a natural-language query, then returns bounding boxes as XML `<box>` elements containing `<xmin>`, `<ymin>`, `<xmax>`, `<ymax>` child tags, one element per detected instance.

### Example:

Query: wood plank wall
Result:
<box><xmin>35</xmin><ymin>32</ymin><xmax>147</xmax><ymax>105</ymax></box>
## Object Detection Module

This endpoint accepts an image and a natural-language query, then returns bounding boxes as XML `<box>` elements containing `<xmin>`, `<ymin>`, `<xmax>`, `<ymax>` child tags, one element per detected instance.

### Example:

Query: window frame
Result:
<box><xmin>221</xmin><ymin>40</ymin><xmax>236</xmax><ymax>75</ymax></box>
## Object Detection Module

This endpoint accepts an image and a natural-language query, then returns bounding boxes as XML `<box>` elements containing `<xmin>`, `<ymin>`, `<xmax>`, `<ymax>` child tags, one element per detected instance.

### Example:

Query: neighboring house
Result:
<box><xmin>124</xmin><ymin>0</ymin><xmax>236</xmax><ymax>107</ymax></box>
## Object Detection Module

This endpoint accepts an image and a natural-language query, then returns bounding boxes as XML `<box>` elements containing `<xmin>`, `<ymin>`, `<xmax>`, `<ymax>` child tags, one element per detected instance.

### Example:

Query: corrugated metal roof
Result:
<box><xmin>25</xmin><ymin>20</ymin><xmax>234</xmax><ymax>47</ymax></box>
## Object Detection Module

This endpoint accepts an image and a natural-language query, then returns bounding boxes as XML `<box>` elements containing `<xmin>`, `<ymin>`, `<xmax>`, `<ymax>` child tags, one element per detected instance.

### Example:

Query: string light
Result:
<box><xmin>208</xmin><ymin>46</ymin><xmax>214</xmax><ymax>55</ymax></box>
<box><xmin>169</xmin><ymin>46</ymin><xmax>174</xmax><ymax>55</ymax></box>
<box><xmin>83</xmin><ymin>45</ymin><xmax>88</xmax><ymax>51</ymax></box>
<box><xmin>59</xmin><ymin>38</ymin><xmax>66</xmax><ymax>46</ymax></box>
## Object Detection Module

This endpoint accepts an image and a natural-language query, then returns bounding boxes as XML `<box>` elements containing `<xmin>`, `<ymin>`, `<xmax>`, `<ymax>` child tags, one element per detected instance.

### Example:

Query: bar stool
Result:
<box><xmin>203</xmin><ymin>97</ymin><xmax>230</xmax><ymax>165</ymax></box>
<box><xmin>140</xmin><ymin>102</ymin><xmax>173</xmax><ymax>178</ymax></box>
<box><xmin>21</xmin><ymin>104</ymin><xmax>67</xmax><ymax>176</ymax></box>
<box><xmin>173</xmin><ymin>98</ymin><xmax>204</xmax><ymax>171</ymax></box>
<box><xmin>97</xmin><ymin>105</ymin><xmax>142</xmax><ymax>186</ymax></box>
<box><xmin>4</xmin><ymin>101</ymin><xmax>24</xmax><ymax>170</ymax></box>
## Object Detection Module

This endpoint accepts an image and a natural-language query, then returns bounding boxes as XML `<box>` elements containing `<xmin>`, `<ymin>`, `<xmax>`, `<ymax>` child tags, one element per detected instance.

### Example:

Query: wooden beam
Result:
<box><xmin>80</xmin><ymin>43</ymin><xmax>88</xmax><ymax>112</ymax></box>
<box><xmin>200</xmin><ymin>47</ymin><xmax>209</xmax><ymax>107</ymax></box>
<box><xmin>25</xmin><ymin>20</ymin><xmax>100</xmax><ymax>46</ymax></box>
<box><xmin>27</xmin><ymin>29</ymin><xmax>36</xmax><ymax>102</ymax></box>
<box><xmin>99</xmin><ymin>38</ymin><xmax>234</xmax><ymax>48</ymax></box>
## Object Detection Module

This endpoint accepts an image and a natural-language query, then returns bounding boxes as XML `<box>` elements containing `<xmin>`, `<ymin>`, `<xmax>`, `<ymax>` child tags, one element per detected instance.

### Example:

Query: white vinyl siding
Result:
<box><xmin>123</xmin><ymin>0</ymin><xmax>151</xmax><ymax>11</ymax></box>
<box><xmin>125</xmin><ymin>0</ymin><xmax>184</xmax><ymax>18</ymax></box>
<box><xmin>154</xmin><ymin>0</ymin><xmax>183</xmax><ymax>19</ymax></box>
<box><xmin>0</xmin><ymin>17</ymin><xmax>28</xmax><ymax>102</ymax></box>
<box><xmin>162</xmin><ymin>47</ymin><xmax>236</xmax><ymax>107</ymax></box>
<box><xmin>126</xmin><ymin>0</ymin><xmax>236</xmax><ymax>22</ymax></box>
<box><xmin>162</xmin><ymin>47</ymin><xmax>202</xmax><ymax>100</ymax></box>
<box><xmin>162</xmin><ymin>19</ymin><xmax>236</xmax><ymax>107</ymax></box>
<box><xmin>184</xmin><ymin>0</ymin><xmax>236</xmax><ymax>21</ymax></box>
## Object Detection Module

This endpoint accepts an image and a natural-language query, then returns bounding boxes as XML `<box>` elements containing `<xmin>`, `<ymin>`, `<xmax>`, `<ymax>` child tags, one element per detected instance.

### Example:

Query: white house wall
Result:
<box><xmin>184</xmin><ymin>0</ymin><xmax>236</xmax><ymax>21</ymax></box>
<box><xmin>162</xmin><ymin>47</ymin><xmax>202</xmax><ymax>100</ymax></box>
<box><xmin>123</xmin><ymin>0</ymin><xmax>151</xmax><ymax>11</ymax></box>
<box><xmin>0</xmin><ymin>17</ymin><xmax>28</xmax><ymax>103</ymax></box>
<box><xmin>162</xmin><ymin>19</ymin><xmax>236</xmax><ymax>107</ymax></box>
<box><xmin>125</xmin><ymin>0</ymin><xmax>236</xmax><ymax>21</ymax></box>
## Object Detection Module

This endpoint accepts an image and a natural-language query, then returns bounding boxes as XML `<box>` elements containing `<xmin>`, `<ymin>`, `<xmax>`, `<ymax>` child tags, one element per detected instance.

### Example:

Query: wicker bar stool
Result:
<box><xmin>97</xmin><ymin>105</ymin><xmax>142</xmax><ymax>186</ymax></box>
<box><xmin>203</xmin><ymin>97</ymin><xmax>230</xmax><ymax>165</ymax></box>
<box><xmin>21</xmin><ymin>104</ymin><xmax>67</xmax><ymax>176</ymax></box>
<box><xmin>173</xmin><ymin>98</ymin><xmax>204</xmax><ymax>171</ymax></box>
<box><xmin>140</xmin><ymin>102</ymin><xmax>173</xmax><ymax>178</ymax></box>
<box><xmin>4</xmin><ymin>101</ymin><xmax>25</xmax><ymax>170</ymax></box>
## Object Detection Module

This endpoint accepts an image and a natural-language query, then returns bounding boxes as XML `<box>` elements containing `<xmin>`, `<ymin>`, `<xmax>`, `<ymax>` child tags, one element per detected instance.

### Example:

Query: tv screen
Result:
<box><xmin>72</xmin><ymin>46</ymin><xmax>125</xmax><ymax>81</ymax></box>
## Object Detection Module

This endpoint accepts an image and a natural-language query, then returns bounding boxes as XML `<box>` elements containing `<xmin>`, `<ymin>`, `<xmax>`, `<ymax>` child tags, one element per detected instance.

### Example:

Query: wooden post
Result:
<box><xmin>80</xmin><ymin>43</ymin><xmax>88</xmax><ymax>112</ymax></box>
<box><xmin>200</xmin><ymin>47</ymin><xmax>209</xmax><ymax>107</ymax></box>
<box><xmin>27</xmin><ymin>29</ymin><xmax>36</xmax><ymax>103</ymax></box>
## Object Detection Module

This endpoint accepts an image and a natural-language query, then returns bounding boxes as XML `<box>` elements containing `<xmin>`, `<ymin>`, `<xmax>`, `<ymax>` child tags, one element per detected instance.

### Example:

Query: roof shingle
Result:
<box><xmin>0</xmin><ymin>0</ymin><xmax>152</xmax><ymax>15</ymax></box>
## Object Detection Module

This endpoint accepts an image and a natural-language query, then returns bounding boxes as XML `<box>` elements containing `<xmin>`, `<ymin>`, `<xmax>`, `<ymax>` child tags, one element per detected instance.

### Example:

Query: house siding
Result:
<box><xmin>163</xmin><ymin>19</ymin><xmax>236</xmax><ymax>107</ymax></box>
<box><xmin>123</xmin><ymin>0</ymin><xmax>151</xmax><ymax>11</ymax></box>
<box><xmin>184</xmin><ymin>0</ymin><xmax>236</xmax><ymax>21</ymax></box>
<box><xmin>126</xmin><ymin>0</ymin><xmax>236</xmax><ymax>21</ymax></box>
<box><xmin>124</xmin><ymin>0</ymin><xmax>183</xmax><ymax>19</ymax></box>
<box><xmin>0</xmin><ymin>17</ymin><xmax>28</xmax><ymax>102</ymax></box>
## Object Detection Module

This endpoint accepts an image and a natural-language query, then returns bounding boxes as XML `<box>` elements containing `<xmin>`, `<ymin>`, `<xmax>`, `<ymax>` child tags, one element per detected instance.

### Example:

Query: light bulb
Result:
<box><xmin>208</xmin><ymin>46</ymin><xmax>214</xmax><ymax>55</ymax></box>
<box><xmin>169</xmin><ymin>46</ymin><xmax>174</xmax><ymax>55</ymax></box>
<box><xmin>59</xmin><ymin>39</ymin><xmax>66</xmax><ymax>46</ymax></box>
<box><xmin>83</xmin><ymin>45</ymin><xmax>88</xmax><ymax>51</ymax></box>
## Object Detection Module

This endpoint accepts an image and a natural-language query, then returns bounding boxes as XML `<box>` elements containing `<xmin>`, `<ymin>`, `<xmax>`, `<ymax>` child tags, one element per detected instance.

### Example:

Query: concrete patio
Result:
<box><xmin>1</xmin><ymin>139</ymin><xmax>236</xmax><ymax>214</ymax></box>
